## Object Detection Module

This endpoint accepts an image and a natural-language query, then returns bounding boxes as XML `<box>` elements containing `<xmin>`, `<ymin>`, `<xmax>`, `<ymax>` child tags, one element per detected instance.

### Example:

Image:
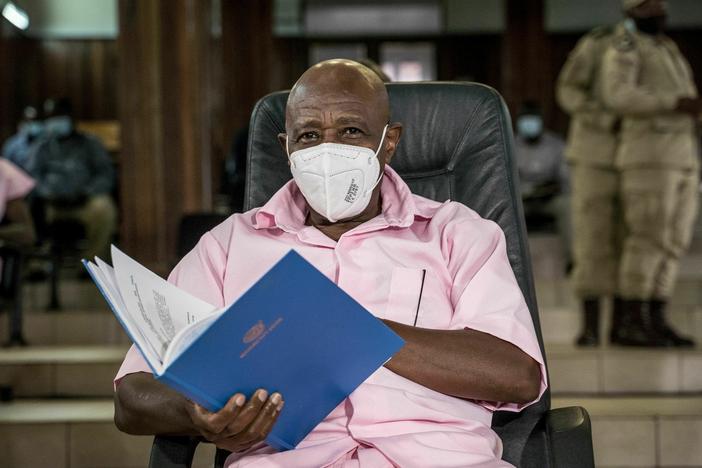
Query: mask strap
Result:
<box><xmin>373</xmin><ymin>124</ymin><xmax>389</xmax><ymax>158</ymax></box>
<box><xmin>364</xmin><ymin>124</ymin><xmax>389</xmax><ymax>195</ymax></box>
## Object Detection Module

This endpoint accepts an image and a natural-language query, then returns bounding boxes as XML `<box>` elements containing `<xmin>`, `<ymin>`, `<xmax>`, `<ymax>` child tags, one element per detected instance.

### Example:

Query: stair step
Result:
<box><xmin>0</xmin><ymin>346</ymin><xmax>128</xmax><ymax>397</ymax></box>
<box><xmin>0</xmin><ymin>399</ymin><xmax>216</xmax><ymax>468</ymax></box>
<box><xmin>546</xmin><ymin>344</ymin><xmax>702</xmax><ymax>395</ymax></box>
<box><xmin>553</xmin><ymin>396</ymin><xmax>702</xmax><ymax>467</ymax></box>
<box><xmin>22</xmin><ymin>278</ymin><xmax>107</xmax><ymax>313</ymax></box>
<box><xmin>1</xmin><ymin>397</ymin><xmax>699</xmax><ymax>467</ymax></box>
<box><xmin>0</xmin><ymin>310</ymin><xmax>129</xmax><ymax>346</ymax></box>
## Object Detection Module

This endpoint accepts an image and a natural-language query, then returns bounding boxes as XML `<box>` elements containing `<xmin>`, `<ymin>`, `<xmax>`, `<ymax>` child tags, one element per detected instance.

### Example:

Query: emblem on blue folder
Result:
<box><xmin>244</xmin><ymin>320</ymin><xmax>265</xmax><ymax>344</ymax></box>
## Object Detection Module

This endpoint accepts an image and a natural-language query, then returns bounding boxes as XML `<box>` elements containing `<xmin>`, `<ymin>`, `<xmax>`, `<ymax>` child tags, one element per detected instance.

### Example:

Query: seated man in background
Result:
<box><xmin>1</xmin><ymin>105</ymin><xmax>44</xmax><ymax>172</ymax></box>
<box><xmin>27</xmin><ymin>98</ymin><xmax>117</xmax><ymax>261</ymax></box>
<box><xmin>513</xmin><ymin>101</ymin><xmax>570</xmax><ymax>243</ymax></box>
<box><xmin>113</xmin><ymin>60</ymin><xmax>546</xmax><ymax>467</ymax></box>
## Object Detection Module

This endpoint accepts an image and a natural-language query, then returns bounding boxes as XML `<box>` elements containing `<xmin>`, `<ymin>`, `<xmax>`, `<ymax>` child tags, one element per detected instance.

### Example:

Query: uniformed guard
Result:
<box><xmin>556</xmin><ymin>21</ymin><xmax>620</xmax><ymax>346</ymax></box>
<box><xmin>601</xmin><ymin>0</ymin><xmax>702</xmax><ymax>347</ymax></box>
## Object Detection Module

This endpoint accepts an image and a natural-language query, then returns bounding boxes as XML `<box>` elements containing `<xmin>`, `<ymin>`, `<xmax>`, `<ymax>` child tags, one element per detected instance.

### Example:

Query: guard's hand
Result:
<box><xmin>675</xmin><ymin>97</ymin><xmax>702</xmax><ymax>116</ymax></box>
<box><xmin>186</xmin><ymin>389</ymin><xmax>284</xmax><ymax>453</ymax></box>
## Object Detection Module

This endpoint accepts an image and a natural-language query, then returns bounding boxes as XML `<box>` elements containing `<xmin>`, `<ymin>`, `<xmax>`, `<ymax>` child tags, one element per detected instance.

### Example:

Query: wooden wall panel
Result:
<box><xmin>39</xmin><ymin>40</ymin><xmax>118</xmax><ymax>120</ymax></box>
<box><xmin>502</xmin><ymin>0</ymin><xmax>551</xmax><ymax>121</ymax></box>
<box><xmin>221</xmin><ymin>0</ymin><xmax>306</xmax><ymax>144</ymax></box>
<box><xmin>0</xmin><ymin>37</ymin><xmax>117</xmax><ymax>143</ymax></box>
<box><xmin>118</xmin><ymin>0</ymin><xmax>216</xmax><ymax>271</ymax></box>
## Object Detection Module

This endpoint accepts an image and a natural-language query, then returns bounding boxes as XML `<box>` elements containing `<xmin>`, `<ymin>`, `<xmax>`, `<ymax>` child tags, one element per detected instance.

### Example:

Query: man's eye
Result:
<box><xmin>343</xmin><ymin>127</ymin><xmax>363</xmax><ymax>136</ymax></box>
<box><xmin>298</xmin><ymin>132</ymin><xmax>318</xmax><ymax>142</ymax></box>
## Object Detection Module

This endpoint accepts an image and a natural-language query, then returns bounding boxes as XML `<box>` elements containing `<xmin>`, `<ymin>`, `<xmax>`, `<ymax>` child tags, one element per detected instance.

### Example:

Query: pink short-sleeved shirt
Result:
<box><xmin>115</xmin><ymin>166</ymin><xmax>547</xmax><ymax>468</ymax></box>
<box><xmin>0</xmin><ymin>159</ymin><xmax>34</xmax><ymax>221</ymax></box>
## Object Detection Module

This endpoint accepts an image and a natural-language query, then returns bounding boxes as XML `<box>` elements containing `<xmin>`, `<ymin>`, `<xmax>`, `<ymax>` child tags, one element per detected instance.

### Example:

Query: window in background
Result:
<box><xmin>309</xmin><ymin>43</ymin><xmax>367</xmax><ymax>67</ymax></box>
<box><xmin>380</xmin><ymin>42</ymin><xmax>436</xmax><ymax>82</ymax></box>
<box><xmin>304</xmin><ymin>1</ymin><xmax>441</xmax><ymax>37</ymax></box>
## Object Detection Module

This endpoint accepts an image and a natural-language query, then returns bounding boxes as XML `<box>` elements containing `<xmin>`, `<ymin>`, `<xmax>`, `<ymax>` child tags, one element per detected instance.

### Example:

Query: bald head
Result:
<box><xmin>287</xmin><ymin>59</ymin><xmax>390</xmax><ymax>127</ymax></box>
<box><xmin>279</xmin><ymin>59</ymin><xmax>402</xmax><ymax>176</ymax></box>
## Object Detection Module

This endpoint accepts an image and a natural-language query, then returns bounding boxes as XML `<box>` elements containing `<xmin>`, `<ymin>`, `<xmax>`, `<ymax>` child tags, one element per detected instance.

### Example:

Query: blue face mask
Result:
<box><xmin>19</xmin><ymin>121</ymin><xmax>44</xmax><ymax>138</ymax></box>
<box><xmin>45</xmin><ymin>116</ymin><xmax>73</xmax><ymax>137</ymax></box>
<box><xmin>517</xmin><ymin>115</ymin><xmax>543</xmax><ymax>140</ymax></box>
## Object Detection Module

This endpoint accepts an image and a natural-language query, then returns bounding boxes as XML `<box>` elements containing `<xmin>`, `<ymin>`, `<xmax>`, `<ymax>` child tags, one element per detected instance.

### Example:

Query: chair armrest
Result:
<box><xmin>149</xmin><ymin>436</ymin><xmax>232</xmax><ymax>468</ymax></box>
<box><xmin>149</xmin><ymin>436</ymin><xmax>199</xmax><ymax>468</ymax></box>
<box><xmin>546</xmin><ymin>406</ymin><xmax>594</xmax><ymax>468</ymax></box>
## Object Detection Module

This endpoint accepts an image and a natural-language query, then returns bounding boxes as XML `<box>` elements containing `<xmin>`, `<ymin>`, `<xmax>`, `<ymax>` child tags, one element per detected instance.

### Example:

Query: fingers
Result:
<box><xmin>212</xmin><ymin>392</ymin><xmax>285</xmax><ymax>452</ymax></box>
<box><xmin>192</xmin><ymin>392</ymin><xmax>246</xmax><ymax>436</ymax></box>
<box><xmin>219</xmin><ymin>389</ymin><xmax>269</xmax><ymax>437</ymax></box>
<box><xmin>227</xmin><ymin>392</ymin><xmax>284</xmax><ymax>447</ymax></box>
<box><xmin>257</xmin><ymin>395</ymin><xmax>285</xmax><ymax>437</ymax></box>
<box><xmin>188</xmin><ymin>388</ymin><xmax>285</xmax><ymax>450</ymax></box>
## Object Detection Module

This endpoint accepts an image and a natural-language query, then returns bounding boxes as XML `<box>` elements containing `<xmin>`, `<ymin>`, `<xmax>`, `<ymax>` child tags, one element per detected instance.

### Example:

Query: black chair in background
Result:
<box><xmin>148</xmin><ymin>82</ymin><xmax>594</xmax><ymax>468</ymax></box>
<box><xmin>176</xmin><ymin>213</ymin><xmax>230</xmax><ymax>261</ymax></box>
<box><xmin>0</xmin><ymin>246</ymin><xmax>26</xmax><ymax>346</ymax></box>
<box><xmin>27</xmin><ymin>197</ymin><xmax>87</xmax><ymax>310</ymax></box>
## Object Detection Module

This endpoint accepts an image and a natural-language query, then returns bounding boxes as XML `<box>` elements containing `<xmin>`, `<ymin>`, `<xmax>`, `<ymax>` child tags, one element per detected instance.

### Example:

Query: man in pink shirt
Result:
<box><xmin>114</xmin><ymin>60</ymin><xmax>546</xmax><ymax>467</ymax></box>
<box><xmin>0</xmin><ymin>159</ymin><xmax>35</xmax><ymax>247</ymax></box>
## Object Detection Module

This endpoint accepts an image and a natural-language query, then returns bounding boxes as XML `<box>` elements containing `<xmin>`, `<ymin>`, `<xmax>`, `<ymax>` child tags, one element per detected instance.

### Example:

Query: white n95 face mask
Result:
<box><xmin>287</xmin><ymin>125</ymin><xmax>388</xmax><ymax>223</ymax></box>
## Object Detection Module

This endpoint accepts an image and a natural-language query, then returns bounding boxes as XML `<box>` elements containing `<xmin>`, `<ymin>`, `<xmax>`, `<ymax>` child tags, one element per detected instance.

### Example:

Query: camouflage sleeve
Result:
<box><xmin>556</xmin><ymin>34</ymin><xmax>597</xmax><ymax>115</ymax></box>
<box><xmin>601</xmin><ymin>35</ymin><xmax>678</xmax><ymax>115</ymax></box>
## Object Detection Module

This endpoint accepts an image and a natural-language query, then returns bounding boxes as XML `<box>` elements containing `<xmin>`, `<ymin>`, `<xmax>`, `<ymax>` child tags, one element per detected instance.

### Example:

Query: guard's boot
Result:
<box><xmin>609</xmin><ymin>296</ymin><xmax>625</xmax><ymax>343</ymax></box>
<box><xmin>650</xmin><ymin>299</ymin><xmax>696</xmax><ymax>348</ymax></box>
<box><xmin>610</xmin><ymin>299</ymin><xmax>667</xmax><ymax>347</ymax></box>
<box><xmin>576</xmin><ymin>297</ymin><xmax>600</xmax><ymax>347</ymax></box>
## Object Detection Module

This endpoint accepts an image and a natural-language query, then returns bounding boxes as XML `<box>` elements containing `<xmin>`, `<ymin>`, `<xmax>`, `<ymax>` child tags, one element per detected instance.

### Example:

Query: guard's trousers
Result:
<box><xmin>619</xmin><ymin>168</ymin><xmax>699</xmax><ymax>300</ymax></box>
<box><xmin>570</xmin><ymin>164</ymin><xmax>622</xmax><ymax>298</ymax></box>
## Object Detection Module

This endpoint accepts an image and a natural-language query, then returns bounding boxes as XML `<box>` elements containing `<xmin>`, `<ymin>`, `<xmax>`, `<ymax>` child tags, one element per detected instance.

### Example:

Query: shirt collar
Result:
<box><xmin>253</xmin><ymin>165</ymin><xmax>436</xmax><ymax>233</ymax></box>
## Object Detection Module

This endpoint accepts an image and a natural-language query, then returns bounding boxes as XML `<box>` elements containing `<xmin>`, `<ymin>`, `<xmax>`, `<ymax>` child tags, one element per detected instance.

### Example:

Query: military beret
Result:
<box><xmin>622</xmin><ymin>0</ymin><xmax>646</xmax><ymax>10</ymax></box>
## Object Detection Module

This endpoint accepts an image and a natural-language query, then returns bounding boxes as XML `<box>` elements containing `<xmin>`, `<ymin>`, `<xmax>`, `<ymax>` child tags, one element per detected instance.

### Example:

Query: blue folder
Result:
<box><xmin>98</xmin><ymin>249</ymin><xmax>405</xmax><ymax>450</ymax></box>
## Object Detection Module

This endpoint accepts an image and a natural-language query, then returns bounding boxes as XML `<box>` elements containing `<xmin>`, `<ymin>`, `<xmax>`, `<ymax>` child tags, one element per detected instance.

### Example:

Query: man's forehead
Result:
<box><xmin>286</xmin><ymin>62</ymin><xmax>389</xmax><ymax>126</ymax></box>
<box><xmin>287</xmin><ymin>92</ymin><xmax>380</xmax><ymax>123</ymax></box>
<box><xmin>291</xmin><ymin>97</ymin><xmax>370</xmax><ymax>115</ymax></box>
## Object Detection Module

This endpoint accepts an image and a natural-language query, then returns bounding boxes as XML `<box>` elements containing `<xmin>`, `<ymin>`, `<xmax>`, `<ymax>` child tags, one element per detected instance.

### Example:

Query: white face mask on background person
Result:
<box><xmin>516</xmin><ymin>115</ymin><xmax>543</xmax><ymax>140</ymax></box>
<box><xmin>44</xmin><ymin>116</ymin><xmax>73</xmax><ymax>137</ymax></box>
<box><xmin>287</xmin><ymin>125</ymin><xmax>388</xmax><ymax>223</ymax></box>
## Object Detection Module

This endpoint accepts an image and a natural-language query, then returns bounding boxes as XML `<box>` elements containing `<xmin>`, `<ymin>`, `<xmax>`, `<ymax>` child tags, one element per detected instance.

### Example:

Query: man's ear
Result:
<box><xmin>277</xmin><ymin>133</ymin><xmax>291</xmax><ymax>166</ymax></box>
<box><xmin>277</xmin><ymin>133</ymin><xmax>288</xmax><ymax>154</ymax></box>
<box><xmin>383</xmin><ymin>123</ymin><xmax>403</xmax><ymax>165</ymax></box>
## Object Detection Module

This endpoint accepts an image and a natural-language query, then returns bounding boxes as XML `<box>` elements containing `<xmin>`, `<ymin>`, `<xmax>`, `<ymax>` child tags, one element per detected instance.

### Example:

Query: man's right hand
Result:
<box><xmin>186</xmin><ymin>389</ymin><xmax>284</xmax><ymax>453</ymax></box>
<box><xmin>675</xmin><ymin>97</ymin><xmax>702</xmax><ymax>116</ymax></box>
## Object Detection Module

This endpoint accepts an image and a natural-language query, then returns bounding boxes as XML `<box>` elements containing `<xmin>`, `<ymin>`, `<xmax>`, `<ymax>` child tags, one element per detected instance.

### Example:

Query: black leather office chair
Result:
<box><xmin>149</xmin><ymin>82</ymin><xmax>594</xmax><ymax>468</ymax></box>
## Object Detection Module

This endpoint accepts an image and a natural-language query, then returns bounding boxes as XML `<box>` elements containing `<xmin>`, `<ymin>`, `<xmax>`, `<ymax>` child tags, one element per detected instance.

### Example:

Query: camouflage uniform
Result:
<box><xmin>601</xmin><ymin>23</ymin><xmax>700</xmax><ymax>301</ymax></box>
<box><xmin>557</xmin><ymin>26</ymin><xmax>622</xmax><ymax>299</ymax></box>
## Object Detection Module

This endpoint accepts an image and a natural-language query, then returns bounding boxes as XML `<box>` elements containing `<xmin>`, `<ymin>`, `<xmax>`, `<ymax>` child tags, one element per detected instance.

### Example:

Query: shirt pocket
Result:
<box><xmin>385</xmin><ymin>267</ymin><xmax>427</xmax><ymax>326</ymax></box>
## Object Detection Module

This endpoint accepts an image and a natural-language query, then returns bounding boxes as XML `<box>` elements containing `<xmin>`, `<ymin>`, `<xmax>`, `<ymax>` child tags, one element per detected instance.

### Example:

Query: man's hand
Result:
<box><xmin>186</xmin><ymin>389</ymin><xmax>284</xmax><ymax>453</ymax></box>
<box><xmin>675</xmin><ymin>97</ymin><xmax>702</xmax><ymax>116</ymax></box>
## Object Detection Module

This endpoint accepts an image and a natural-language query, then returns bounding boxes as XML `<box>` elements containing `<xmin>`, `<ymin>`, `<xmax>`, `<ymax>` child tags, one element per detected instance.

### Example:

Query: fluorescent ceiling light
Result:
<box><xmin>2</xmin><ymin>2</ymin><xmax>30</xmax><ymax>30</ymax></box>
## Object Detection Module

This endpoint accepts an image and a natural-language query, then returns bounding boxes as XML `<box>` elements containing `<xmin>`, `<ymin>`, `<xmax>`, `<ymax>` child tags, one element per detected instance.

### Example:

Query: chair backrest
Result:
<box><xmin>244</xmin><ymin>82</ymin><xmax>550</xmax><ymax>463</ymax></box>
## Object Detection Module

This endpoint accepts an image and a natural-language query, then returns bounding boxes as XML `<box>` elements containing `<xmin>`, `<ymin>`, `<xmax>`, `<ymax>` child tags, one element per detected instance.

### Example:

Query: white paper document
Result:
<box><xmin>84</xmin><ymin>245</ymin><xmax>218</xmax><ymax>373</ymax></box>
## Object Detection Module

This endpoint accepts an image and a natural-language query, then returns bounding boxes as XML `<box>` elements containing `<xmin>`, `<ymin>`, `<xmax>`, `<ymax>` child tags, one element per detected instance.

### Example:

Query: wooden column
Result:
<box><xmin>501</xmin><ymin>0</ymin><xmax>550</xmax><ymax>118</ymax></box>
<box><xmin>0</xmin><ymin>24</ymin><xmax>10</xmax><ymax>140</ymax></box>
<box><xmin>221</xmin><ymin>0</ymin><xmax>306</xmax><ymax>143</ymax></box>
<box><xmin>118</xmin><ymin>0</ymin><xmax>214</xmax><ymax>271</ymax></box>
